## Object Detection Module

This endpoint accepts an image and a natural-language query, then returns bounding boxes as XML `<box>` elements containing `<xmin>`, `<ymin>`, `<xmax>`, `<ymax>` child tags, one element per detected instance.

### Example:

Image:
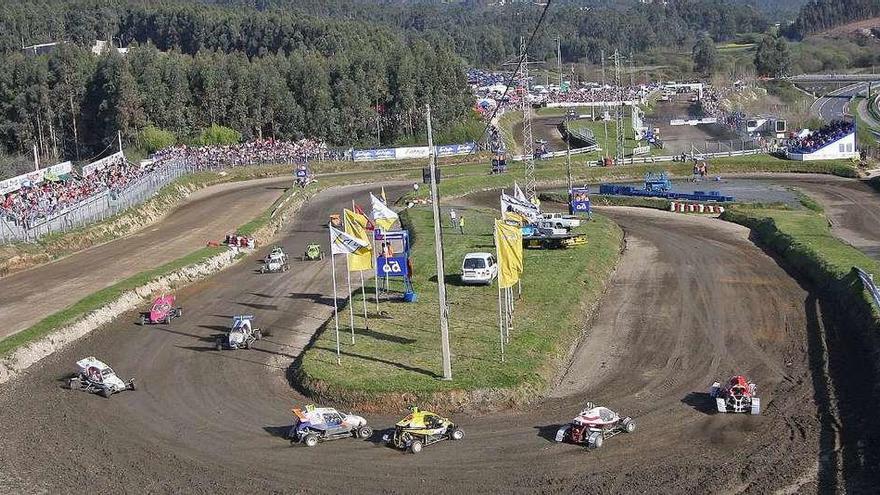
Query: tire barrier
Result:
<box><xmin>669</xmin><ymin>201</ymin><xmax>725</xmax><ymax>214</ymax></box>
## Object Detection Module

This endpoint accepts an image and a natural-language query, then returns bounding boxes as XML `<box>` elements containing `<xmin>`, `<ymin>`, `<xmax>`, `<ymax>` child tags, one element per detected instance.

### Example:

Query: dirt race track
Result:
<box><xmin>0</xmin><ymin>178</ymin><xmax>877</xmax><ymax>493</ymax></box>
<box><xmin>0</xmin><ymin>177</ymin><xmax>290</xmax><ymax>338</ymax></box>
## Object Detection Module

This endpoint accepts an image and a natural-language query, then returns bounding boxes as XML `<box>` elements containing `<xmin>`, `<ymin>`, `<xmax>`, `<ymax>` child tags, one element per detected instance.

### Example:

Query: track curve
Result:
<box><xmin>0</xmin><ymin>186</ymin><xmax>829</xmax><ymax>493</ymax></box>
<box><xmin>0</xmin><ymin>177</ymin><xmax>291</xmax><ymax>338</ymax></box>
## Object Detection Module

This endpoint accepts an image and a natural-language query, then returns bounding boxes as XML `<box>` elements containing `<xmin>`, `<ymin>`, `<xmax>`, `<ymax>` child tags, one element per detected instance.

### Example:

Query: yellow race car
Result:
<box><xmin>382</xmin><ymin>407</ymin><xmax>464</xmax><ymax>453</ymax></box>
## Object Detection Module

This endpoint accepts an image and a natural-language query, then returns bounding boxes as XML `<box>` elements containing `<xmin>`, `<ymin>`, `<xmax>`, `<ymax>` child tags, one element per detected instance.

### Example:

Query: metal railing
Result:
<box><xmin>855</xmin><ymin>268</ymin><xmax>880</xmax><ymax>309</ymax></box>
<box><xmin>0</xmin><ymin>160</ymin><xmax>191</xmax><ymax>244</ymax></box>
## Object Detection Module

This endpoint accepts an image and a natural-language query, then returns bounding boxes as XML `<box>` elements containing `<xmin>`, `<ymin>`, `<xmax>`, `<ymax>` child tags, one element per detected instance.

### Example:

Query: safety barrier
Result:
<box><xmin>669</xmin><ymin>202</ymin><xmax>726</xmax><ymax>214</ymax></box>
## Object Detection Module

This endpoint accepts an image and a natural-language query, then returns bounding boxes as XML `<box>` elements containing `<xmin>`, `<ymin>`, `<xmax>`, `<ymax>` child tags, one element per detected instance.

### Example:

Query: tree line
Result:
<box><xmin>0</xmin><ymin>1</ymin><xmax>472</xmax><ymax>162</ymax></box>
<box><xmin>785</xmin><ymin>0</ymin><xmax>880</xmax><ymax>39</ymax></box>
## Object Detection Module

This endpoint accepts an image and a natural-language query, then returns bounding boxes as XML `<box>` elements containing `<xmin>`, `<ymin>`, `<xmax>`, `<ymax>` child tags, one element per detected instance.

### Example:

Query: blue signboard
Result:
<box><xmin>377</xmin><ymin>256</ymin><xmax>409</xmax><ymax>278</ymax></box>
<box><xmin>436</xmin><ymin>142</ymin><xmax>477</xmax><ymax>157</ymax></box>
<box><xmin>295</xmin><ymin>169</ymin><xmax>307</xmax><ymax>178</ymax></box>
<box><xmin>570</xmin><ymin>187</ymin><xmax>591</xmax><ymax>215</ymax></box>
<box><xmin>353</xmin><ymin>148</ymin><xmax>397</xmax><ymax>162</ymax></box>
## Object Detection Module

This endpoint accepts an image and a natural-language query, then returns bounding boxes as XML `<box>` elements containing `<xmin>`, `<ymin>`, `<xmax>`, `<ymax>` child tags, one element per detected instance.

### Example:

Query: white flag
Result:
<box><xmin>329</xmin><ymin>225</ymin><xmax>369</xmax><ymax>255</ymax></box>
<box><xmin>513</xmin><ymin>182</ymin><xmax>528</xmax><ymax>203</ymax></box>
<box><xmin>370</xmin><ymin>192</ymin><xmax>399</xmax><ymax>231</ymax></box>
<box><xmin>501</xmin><ymin>192</ymin><xmax>539</xmax><ymax>220</ymax></box>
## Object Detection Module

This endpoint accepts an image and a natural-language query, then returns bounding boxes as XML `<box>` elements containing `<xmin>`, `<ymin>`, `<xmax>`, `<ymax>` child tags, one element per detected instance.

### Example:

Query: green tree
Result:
<box><xmin>754</xmin><ymin>35</ymin><xmax>791</xmax><ymax>78</ymax></box>
<box><xmin>197</xmin><ymin>123</ymin><xmax>240</xmax><ymax>146</ymax></box>
<box><xmin>692</xmin><ymin>34</ymin><xmax>718</xmax><ymax>75</ymax></box>
<box><xmin>138</xmin><ymin>125</ymin><xmax>175</xmax><ymax>153</ymax></box>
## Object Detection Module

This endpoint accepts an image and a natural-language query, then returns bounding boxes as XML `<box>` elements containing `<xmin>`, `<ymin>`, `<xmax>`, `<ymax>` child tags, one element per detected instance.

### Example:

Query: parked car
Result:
<box><xmin>537</xmin><ymin>213</ymin><xmax>581</xmax><ymax>229</ymax></box>
<box><xmin>461</xmin><ymin>252</ymin><xmax>498</xmax><ymax>285</ymax></box>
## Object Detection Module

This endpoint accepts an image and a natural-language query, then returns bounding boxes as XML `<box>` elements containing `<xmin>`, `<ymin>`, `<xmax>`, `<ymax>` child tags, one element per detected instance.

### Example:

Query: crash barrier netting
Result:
<box><xmin>558</xmin><ymin>121</ymin><xmax>598</xmax><ymax>149</ymax></box>
<box><xmin>0</xmin><ymin>160</ymin><xmax>191</xmax><ymax>244</ymax></box>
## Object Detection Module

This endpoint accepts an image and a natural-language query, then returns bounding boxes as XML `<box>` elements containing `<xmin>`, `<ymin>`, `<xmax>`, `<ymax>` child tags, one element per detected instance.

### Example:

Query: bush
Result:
<box><xmin>137</xmin><ymin>126</ymin><xmax>176</xmax><ymax>154</ymax></box>
<box><xmin>196</xmin><ymin>124</ymin><xmax>241</xmax><ymax>146</ymax></box>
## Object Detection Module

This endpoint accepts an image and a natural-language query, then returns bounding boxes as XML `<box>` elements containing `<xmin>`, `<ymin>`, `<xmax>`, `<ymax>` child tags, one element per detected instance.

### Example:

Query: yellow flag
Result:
<box><xmin>495</xmin><ymin>220</ymin><xmax>523</xmax><ymax>289</ymax></box>
<box><xmin>502</xmin><ymin>211</ymin><xmax>526</xmax><ymax>226</ymax></box>
<box><xmin>344</xmin><ymin>209</ymin><xmax>373</xmax><ymax>272</ymax></box>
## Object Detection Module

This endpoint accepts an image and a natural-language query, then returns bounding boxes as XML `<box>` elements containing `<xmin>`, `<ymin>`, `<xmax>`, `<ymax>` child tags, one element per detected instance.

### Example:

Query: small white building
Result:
<box><xmin>787</xmin><ymin>132</ymin><xmax>858</xmax><ymax>161</ymax></box>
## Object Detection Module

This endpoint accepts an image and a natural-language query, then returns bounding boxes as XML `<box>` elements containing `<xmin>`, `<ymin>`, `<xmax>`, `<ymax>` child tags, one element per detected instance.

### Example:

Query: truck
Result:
<box><xmin>537</xmin><ymin>213</ymin><xmax>581</xmax><ymax>230</ymax></box>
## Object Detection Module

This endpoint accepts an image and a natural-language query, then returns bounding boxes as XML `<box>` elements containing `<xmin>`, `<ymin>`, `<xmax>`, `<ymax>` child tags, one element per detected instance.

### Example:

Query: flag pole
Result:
<box><xmin>329</xmin><ymin>241</ymin><xmax>341</xmax><ymax>365</ymax></box>
<box><xmin>360</xmin><ymin>271</ymin><xmax>369</xmax><ymax>329</ymax></box>
<box><xmin>494</xmin><ymin>223</ymin><xmax>505</xmax><ymax>362</ymax></box>
<box><xmin>346</xmin><ymin>253</ymin><xmax>355</xmax><ymax>344</ymax></box>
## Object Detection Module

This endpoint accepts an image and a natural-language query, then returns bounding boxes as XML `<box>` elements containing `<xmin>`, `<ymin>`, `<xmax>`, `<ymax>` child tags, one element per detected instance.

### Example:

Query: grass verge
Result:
<box><xmin>721</xmin><ymin>204</ymin><xmax>880</xmax><ymax>302</ymax></box>
<box><xmin>0</xmin><ymin>246</ymin><xmax>224</xmax><ymax>357</ymax></box>
<box><xmin>296</xmin><ymin>206</ymin><xmax>623</xmax><ymax>408</ymax></box>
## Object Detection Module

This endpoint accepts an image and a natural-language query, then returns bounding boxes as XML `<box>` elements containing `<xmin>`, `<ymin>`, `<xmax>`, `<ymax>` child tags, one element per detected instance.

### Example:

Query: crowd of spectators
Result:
<box><xmin>787</xmin><ymin>120</ymin><xmax>855</xmax><ymax>153</ymax></box>
<box><xmin>152</xmin><ymin>138</ymin><xmax>335</xmax><ymax>169</ymax></box>
<box><xmin>541</xmin><ymin>84</ymin><xmax>657</xmax><ymax>105</ymax></box>
<box><xmin>0</xmin><ymin>155</ymin><xmax>154</xmax><ymax>227</ymax></box>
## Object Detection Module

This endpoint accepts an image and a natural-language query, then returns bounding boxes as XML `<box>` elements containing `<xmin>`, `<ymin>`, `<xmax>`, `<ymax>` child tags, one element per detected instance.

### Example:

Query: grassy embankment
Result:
<box><xmin>296</xmin><ymin>207</ymin><xmax>622</xmax><ymax>406</ymax></box>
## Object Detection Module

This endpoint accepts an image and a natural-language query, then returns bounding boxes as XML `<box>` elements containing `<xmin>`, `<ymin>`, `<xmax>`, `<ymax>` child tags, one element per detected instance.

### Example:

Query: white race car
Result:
<box><xmin>288</xmin><ymin>405</ymin><xmax>373</xmax><ymax>447</ymax></box>
<box><xmin>66</xmin><ymin>357</ymin><xmax>136</xmax><ymax>398</ymax></box>
<box><xmin>555</xmin><ymin>403</ymin><xmax>635</xmax><ymax>448</ymax></box>
<box><xmin>215</xmin><ymin>315</ymin><xmax>262</xmax><ymax>350</ymax></box>
<box><xmin>261</xmin><ymin>246</ymin><xmax>290</xmax><ymax>273</ymax></box>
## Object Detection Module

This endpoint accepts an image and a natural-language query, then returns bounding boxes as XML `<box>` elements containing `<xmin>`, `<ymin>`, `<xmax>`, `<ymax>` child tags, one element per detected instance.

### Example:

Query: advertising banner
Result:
<box><xmin>569</xmin><ymin>187</ymin><xmax>591</xmax><ymax>215</ymax></box>
<box><xmin>352</xmin><ymin>148</ymin><xmax>396</xmax><ymax>162</ymax></box>
<box><xmin>82</xmin><ymin>151</ymin><xmax>124</xmax><ymax>177</ymax></box>
<box><xmin>376</xmin><ymin>255</ymin><xmax>408</xmax><ymax>278</ymax></box>
<box><xmin>0</xmin><ymin>161</ymin><xmax>72</xmax><ymax>195</ymax></box>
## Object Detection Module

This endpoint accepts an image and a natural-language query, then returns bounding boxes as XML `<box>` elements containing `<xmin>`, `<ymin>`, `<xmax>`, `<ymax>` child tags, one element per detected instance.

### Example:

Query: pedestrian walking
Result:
<box><xmin>458</xmin><ymin>215</ymin><xmax>465</xmax><ymax>234</ymax></box>
<box><xmin>449</xmin><ymin>208</ymin><xmax>457</xmax><ymax>228</ymax></box>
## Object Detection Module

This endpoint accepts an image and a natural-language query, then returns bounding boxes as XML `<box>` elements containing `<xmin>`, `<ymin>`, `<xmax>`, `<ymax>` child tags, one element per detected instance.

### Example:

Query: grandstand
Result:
<box><xmin>786</xmin><ymin>120</ymin><xmax>859</xmax><ymax>161</ymax></box>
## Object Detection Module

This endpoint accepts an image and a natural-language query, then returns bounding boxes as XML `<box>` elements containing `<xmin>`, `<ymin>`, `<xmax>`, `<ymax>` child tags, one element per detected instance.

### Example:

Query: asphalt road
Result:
<box><xmin>812</xmin><ymin>83</ymin><xmax>865</xmax><ymax>122</ymax></box>
<box><xmin>0</xmin><ymin>177</ymin><xmax>291</xmax><ymax>339</ymax></box>
<box><xmin>2</xmin><ymin>182</ymin><xmax>867</xmax><ymax>493</ymax></box>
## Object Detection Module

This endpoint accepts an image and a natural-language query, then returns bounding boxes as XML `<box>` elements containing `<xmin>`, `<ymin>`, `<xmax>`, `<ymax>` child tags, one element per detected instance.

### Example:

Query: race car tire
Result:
<box><xmin>304</xmin><ymin>434</ymin><xmax>319</xmax><ymax>448</ymax></box>
<box><xmin>215</xmin><ymin>341</ymin><xmax>223</xmax><ymax>351</ymax></box>
<box><xmin>450</xmin><ymin>428</ymin><xmax>464</xmax><ymax>441</ymax></box>
<box><xmin>66</xmin><ymin>377</ymin><xmax>79</xmax><ymax>390</ymax></box>
<box><xmin>254</xmin><ymin>330</ymin><xmax>262</xmax><ymax>340</ymax></box>
<box><xmin>242</xmin><ymin>340</ymin><xmax>250</xmax><ymax>349</ymax></box>
<box><xmin>176</xmin><ymin>308</ymin><xmax>183</xmax><ymax>318</ymax></box>
<box><xmin>409</xmin><ymin>440</ymin><xmax>423</xmax><ymax>454</ymax></box>
<box><xmin>588</xmin><ymin>432</ymin><xmax>603</xmax><ymax>449</ymax></box>
<box><xmin>128</xmin><ymin>380</ymin><xmax>137</xmax><ymax>391</ymax></box>
<box><xmin>101</xmin><ymin>388</ymin><xmax>112</xmax><ymax>398</ymax></box>
<box><xmin>139</xmin><ymin>315</ymin><xmax>147</xmax><ymax>326</ymax></box>
<box><xmin>357</xmin><ymin>426</ymin><xmax>373</xmax><ymax>439</ymax></box>
<box><xmin>623</xmin><ymin>418</ymin><xmax>635</xmax><ymax>433</ymax></box>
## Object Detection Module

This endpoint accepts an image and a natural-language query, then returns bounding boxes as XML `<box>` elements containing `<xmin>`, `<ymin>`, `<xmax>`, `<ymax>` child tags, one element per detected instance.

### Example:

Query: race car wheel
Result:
<box><xmin>128</xmin><ymin>380</ymin><xmax>137</xmax><ymax>391</ymax></box>
<box><xmin>139</xmin><ymin>315</ymin><xmax>147</xmax><ymax>326</ymax></box>
<box><xmin>254</xmin><ymin>330</ymin><xmax>262</xmax><ymax>340</ymax></box>
<box><xmin>357</xmin><ymin>426</ymin><xmax>373</xmax><ymax>439</ymax></box>
<box><xmin>409</xmin><ymin>440</ymin><xmax>423</xmax><ymax>454</ymax></box>
<box><xmin>450</xmin><ymin>428</ymin><xmax>464</xmax><ymax>441</ymax></box>
<box><xmin>66</xmin><ymin>377</ymin><xmax>79</xmax><ymax>390</ymax></box>
<box><xmin>304</xmin><ymin>434</ymin><xmax>319</xmax><ymax>448</ymax></box>
<box><xmin>101</xmin><ymin>388</ymin><xmax>112</xmax><ymax>398</ymax></box>
<box><xmin>176</xmin><ymin>308</ymin><xmax>183</xmax><ymax>318</ymax></box>
<box><xmin>215</xmin><ymin>341</ymin><xmax>223</xmax><ymax>351</ymax></box>
<box><xmin>588</xmin><ymin>434</ymin><xmax>603</xmax><ymax>449</ymax></box>
<box><xmin>623</xmin><ymin>418</ymin><xmax>635</xmax><ymax>433</ymax></box>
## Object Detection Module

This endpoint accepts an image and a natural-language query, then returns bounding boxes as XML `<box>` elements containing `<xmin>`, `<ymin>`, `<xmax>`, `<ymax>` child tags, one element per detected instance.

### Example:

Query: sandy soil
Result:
<box><xmin>1</xmin><ymin>182</ymin><xmax>864</xmax><ymax>493</ymax></box>
<box><xmin>0</xmin><ymin>177</ymin><xmax>290</xmax><ymax>338</ymax></box>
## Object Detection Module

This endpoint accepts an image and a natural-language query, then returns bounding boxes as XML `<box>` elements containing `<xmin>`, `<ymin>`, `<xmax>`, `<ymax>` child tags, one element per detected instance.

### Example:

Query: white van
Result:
<box><xmin>461</xmin><ymin>252</ymin><xmax>498</xmax><ymax>285</ymax></box>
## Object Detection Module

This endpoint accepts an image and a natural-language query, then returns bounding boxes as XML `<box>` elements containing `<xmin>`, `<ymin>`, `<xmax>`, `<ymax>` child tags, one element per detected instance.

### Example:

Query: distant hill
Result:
<box><xmin>786</xmin><ymin>0</ymin><xmax>880</xmax><ymax>39</ymax></box>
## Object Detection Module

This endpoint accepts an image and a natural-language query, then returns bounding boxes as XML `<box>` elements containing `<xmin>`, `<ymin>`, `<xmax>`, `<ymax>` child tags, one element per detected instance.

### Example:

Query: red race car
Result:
<box><xmin>139</xmin><ymin>294</ymin><xmax>183</xmax><ymax>325</ymax></box>
<box><xmin>710</xmin><ymin>375</ymin><xmax>761</xmax><ymax>415</ymax></box>
<box><xmin>554</xmin><ymin>403</ymin><xmax>636</xmax><ymax>449</ymax></box>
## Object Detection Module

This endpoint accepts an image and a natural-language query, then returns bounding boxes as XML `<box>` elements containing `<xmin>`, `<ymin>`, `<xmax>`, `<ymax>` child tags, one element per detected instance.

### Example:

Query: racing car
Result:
<box><xmin>66</xmin><ymin>357</ymin><xmax>136</xmax><ymax>398</ymax></box>
<box><xmin>260</xmin><ymin>246</ymin><xmax>290</xmax><ymax>273</ymax></box>
<box><xmin>304</xmin><ymin>243</ymin><xmax>325</xmax><ymax>261</ymax></box>
<box><xmin>139</xmin><ymin>294</ymin><xmax>183</xmax><ymax>325</ymax></box>
<box><xmin>710</xmin><ymin>375</ymin><xmax>761</xmax><ymax>415</ymax></box>
<box><xmin>287</xmin><ymin>405</ymin><xmax>373</xmax><ymax>447</ymax></box>
<box><xmin>382</xmin><ymin>406</ymin><xmax>464</xmax><ymax>453</ymax></box>
<box><xmin>215</xmin><ymin>315</ymin><xmax>262</xmax><ymax>350</ymax></box>
<box><xmin>554</xmin><ymin>403</ymin><xmax>636</xmax><ymax>449</ymax></box>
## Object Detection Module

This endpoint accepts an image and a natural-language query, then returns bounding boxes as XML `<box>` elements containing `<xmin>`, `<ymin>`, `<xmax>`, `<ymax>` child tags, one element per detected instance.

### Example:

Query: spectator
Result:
<box><xmin>458</xmin><ymin>215</ymin><xmax>465</xmax><ymax>234</ymax></box>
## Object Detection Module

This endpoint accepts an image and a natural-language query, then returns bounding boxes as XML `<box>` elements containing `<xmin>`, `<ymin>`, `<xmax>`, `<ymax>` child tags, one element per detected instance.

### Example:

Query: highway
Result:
<box><xmin>811</xmin><ymin>83</ymin><xmax>865</xmax><ymax>122</ymax></box>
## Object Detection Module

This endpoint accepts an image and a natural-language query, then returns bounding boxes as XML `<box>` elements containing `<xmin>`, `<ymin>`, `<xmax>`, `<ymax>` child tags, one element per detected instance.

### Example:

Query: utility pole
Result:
<box><xmin>557</xmin><ymin>36</ymin><xmax>563</xmax><ymax>88</ymax></box>
<box><xmin>613</xmin><ymin>50</ymin><xmax>626</xmax><ymax>166</ymax></box>
<box><xmin>426</xmin><ymin>104</ymin><xmax>452</xmax><ymax>381</ymax></box>
<box><xmin>565</xmin><ymin>110</ymin><xmax>572</xmax><ymax>192</ymax></box>
<box><xmin>503</xmin><ymin>37</ymin><xmax>541</xmax><ymax>201</ymax></box>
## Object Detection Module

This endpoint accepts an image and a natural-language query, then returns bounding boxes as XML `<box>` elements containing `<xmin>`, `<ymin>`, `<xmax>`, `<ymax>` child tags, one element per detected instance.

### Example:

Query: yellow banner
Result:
<box><xmin>502</xmin><ymin>211</ymin><xmax>526</xmax><ymax>226</ymax></box>
<box><xmin>344</xmin><ymin>209</ymin><xmax>373</xmax><ymax>272</ymax></box>
<box><xmin>495</xmin><ymin>219</ymin><xmax>523</xmax><ymax>289</ymax></box>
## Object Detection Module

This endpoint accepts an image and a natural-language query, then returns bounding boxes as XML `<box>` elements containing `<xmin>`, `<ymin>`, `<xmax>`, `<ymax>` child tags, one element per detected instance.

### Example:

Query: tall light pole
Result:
<box><xmin>425</xmin><ymin>104</ymin><xmax>452</xmax><ymax>380</ymax></box>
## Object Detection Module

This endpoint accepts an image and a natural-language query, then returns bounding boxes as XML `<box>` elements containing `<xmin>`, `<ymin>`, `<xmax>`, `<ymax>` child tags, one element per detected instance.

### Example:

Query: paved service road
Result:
<box><xmin>2</xmin><ymin>183</ymin><xmax>864</xmax><ymax>493</ymax></box>
<box><xmin>812</xmin><ymin>83</ymin><xmax>865</xmax><ymax>122</ymax></box>
<box><xmin>0</xmin><ymin>177</ymin><xmax>289</xmax><ymax>338</ymax></box>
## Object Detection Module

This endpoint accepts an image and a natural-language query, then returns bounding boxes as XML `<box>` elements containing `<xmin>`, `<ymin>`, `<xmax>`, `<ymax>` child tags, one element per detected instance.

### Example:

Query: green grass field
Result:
<box><xmin>297</xmin><ymin>207</ymin><xmax>623</xmax><ymax>400</ymax></box>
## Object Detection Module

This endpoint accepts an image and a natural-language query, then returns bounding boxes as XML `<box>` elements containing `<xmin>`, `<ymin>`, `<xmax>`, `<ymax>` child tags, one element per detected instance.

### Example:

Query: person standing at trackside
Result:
<box><xmin>449</xmin><ymin>208</ymin><xmax>457</xmax><ymax>229</ymax></box>
<box><xmin>458</xmin><ymin>215</ymin><xmax>465</xmax><ymax>234</ymax></box>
